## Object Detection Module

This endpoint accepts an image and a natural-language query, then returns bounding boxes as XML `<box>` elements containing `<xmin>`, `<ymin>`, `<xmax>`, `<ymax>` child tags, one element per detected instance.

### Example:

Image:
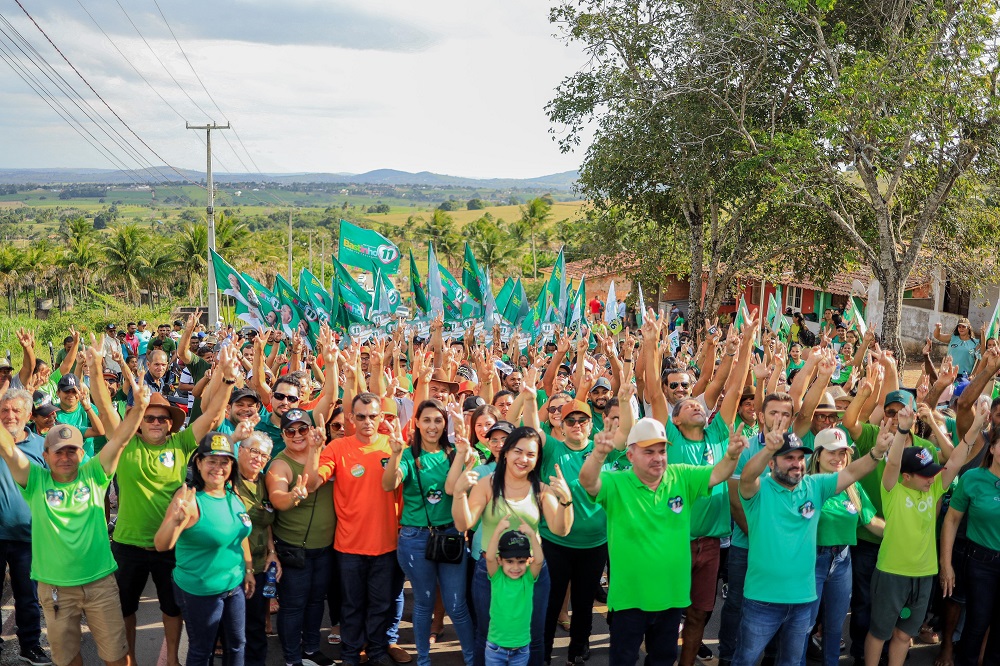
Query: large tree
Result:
<box><xmin>550</xmin><ymin>0</ymin><xmax>1000</xmax><ymax>357</ymax></box>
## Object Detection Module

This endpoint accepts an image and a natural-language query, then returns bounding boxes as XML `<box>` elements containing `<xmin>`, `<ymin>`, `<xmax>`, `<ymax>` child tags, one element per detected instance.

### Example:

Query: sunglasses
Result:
<box><xmin>245</xmin><ymin>447</ymin><xmax>271</xmax><ymax>460</ymax></box>
<box><xmin>282</xmin><ymin>425</ymin><xmax>310</xmax><ymax>437</ymax></box>
<box><xmin>329</xmin><ymin>422</ymin><xmax>344</xmax><ymax>431</ymax></box>
<box><xmin>143</xmin><ymin>415</ymin><xmax>171</xmax><ymax>424</ymax></box>
<box><xmin>355</xmin><ymin>413</ymin><xmax>379</xmax><ymax>421</ymax></box>
<box><xmin>272</xmin><ymin>391</ymin><xmax>299</xmax><ymax>403</ymax></box>
<box><xmin>667</xmin><ymin>382</ymin><xmax>691</xmax><ymax>390</ymax></box>
<box><xmin>884</xmin><ymin>409</ymin><xmax>900</xmax><ymax>418</ymax></box>
<box><xmin>564</xmin><ymin>416</ymin><xmax>591</xmax><ymax>426</ymax></box>
<box><xmin>547</xmin><ymin>405</ymin><xmax>564</xmax><ymax>413</ymax></box>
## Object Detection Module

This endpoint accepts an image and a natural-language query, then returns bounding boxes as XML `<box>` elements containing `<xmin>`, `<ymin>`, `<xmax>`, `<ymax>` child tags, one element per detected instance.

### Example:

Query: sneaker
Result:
<box><xmin>595</xmin><ymin>585</ymin><xmax>608</xmax><ymax>604</ymax></box>
<box><xmin>387</xmin><ymin>645</ymin><xmax>412</xmax><ymax>663</ymax></box>
<box><xmin>327</xmin><ymin>633</ymin><xmax>342</xmax><ymax>645</ymax></box>
<box><xmin>698</xmin><ymin>643</ymin><xmax>715</xmax><ymax>660</ymax></box>
<box><xmin>19</xmin><ymin>647</ymin><xmax>52</xmax><ymax>665</ymax></box>
<box><xmin>807</xmin><ymin>634</ymin><xmax>823</xmax><ymax>660</ymax></box>
<box><xmin>303</xmin><ymin>651</ymin><xmax>335</xmax><ymax>666</ymax></box>
<box><xmin>721</xmin><ymin>583</ymin><xmax>728</xmax><ymax>600</ymax></box>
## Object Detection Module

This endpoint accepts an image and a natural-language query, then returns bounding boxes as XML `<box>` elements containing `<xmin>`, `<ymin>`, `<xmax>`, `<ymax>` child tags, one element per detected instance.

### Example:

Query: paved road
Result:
<box><xmin>2</xmin><ymin>573</ymin><xmax>946</xmax><ymax>665</ymax></box>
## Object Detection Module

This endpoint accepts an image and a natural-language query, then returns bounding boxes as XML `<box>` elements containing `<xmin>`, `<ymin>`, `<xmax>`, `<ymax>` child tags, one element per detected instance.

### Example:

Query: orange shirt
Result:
<box><xmin>317</xmin><ymin>434</ymin><xmax>400</xmax><ymax>556</ymax></box>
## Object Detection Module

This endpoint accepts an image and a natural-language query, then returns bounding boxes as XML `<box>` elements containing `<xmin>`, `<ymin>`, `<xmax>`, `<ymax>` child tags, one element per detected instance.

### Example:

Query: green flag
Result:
<box><xmin>843</xmin><ymin>296</ymin><xmax>868</xmax><ymax>338</ymax></box>
<box><xmin>566</xmin><ymin>276</ymin><xmax>586</xmax><ymax>331</ymax></box>
<box><xmin>547</xmin><ymin>247</ymin><xmax>568</xmax><ymax>322</ymax></box>
<box><xmin>636</xmin><ymin>283</ymin><xmax>646</xmax><ymax>326</ymax></box>
<box><xmin>272</xmin><ymin>274</ymin><xmax>310</xmax><ymax>342</ymax></box>
<box><xmin>502</xmin><ymin>279</ymin><xmax>530</xmax><ymax>326</ymax></box>
<box><xmin>523</xmin><ymin>287</ymin><xmax>547</xmax><ymax>340</ymax></box>
<box><xmin>427</xmin><ymin>242</ymin><xmax>446</xmax><ymax>318</ymax></box>
<box><xmin>409</xmin><ymin>250</ymin><xmax>429</xmax><ymax>314</ymax></box>
<box><xmin>242</xmin><ymin>273</ymin><xmax>280</xmax><ymax>330</ymax></box>
<box><xmin>734</xmin><ymin>295</ymin><xmax>750</xmax><ymax>331</ymax></box>
<box><xmin>462</xmin><ymin>244</ymin><xmax>485</xmax><ymax>304</ymax></box>
<box><xmin>438</xmin><ymin>261</ymin><xmax>468</xmax><ymax>320</ymax></box>
<box><xmin>210</xmin><ymin>249</ymin><xmax>263</xmax><ymax>327</ymax></box>
<box><xmin>495</xmin><ymin>278</ymin><xmax>516</xmax><ymax>316</ymax></box>
<box><xmin>338</xmin><ymin>219</ymin><xmax>401</xmax><ymax>274</ymax></box>
<box><xmin>298</xmin><ymin>267</ymin><xmax>334</xmax><ymax>337</ymax></box>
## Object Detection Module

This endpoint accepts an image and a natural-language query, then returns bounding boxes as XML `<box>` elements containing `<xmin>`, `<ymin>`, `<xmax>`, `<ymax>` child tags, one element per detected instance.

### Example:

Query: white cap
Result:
<box><xmin>627</xmin><ymin>417</ymin><xmax>668</xmax><ymax>448</ymax></box>
<box><xmin>814</xmin><ymin>427</ymin><xmax>850</xmax><ymax>451</ymax></box>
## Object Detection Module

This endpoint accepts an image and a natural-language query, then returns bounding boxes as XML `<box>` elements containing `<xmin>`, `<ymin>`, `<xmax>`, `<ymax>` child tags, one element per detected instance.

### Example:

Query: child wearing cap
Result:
<box><xmin>485</xmin><ymin>516</ymin><xmax>544</xmax><ymax>666</ymax></box>
<box><xmin>864</xmin><ymin>403</ymin><xmax>980</xmax><ymax>666</ymax></box>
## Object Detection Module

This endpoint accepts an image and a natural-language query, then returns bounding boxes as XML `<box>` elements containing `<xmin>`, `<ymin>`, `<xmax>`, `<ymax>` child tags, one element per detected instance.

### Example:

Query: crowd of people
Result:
<box><xmin>0</xmin><ymin>302</ymin><xmax>998</xmax><ymax>666</ymax></box>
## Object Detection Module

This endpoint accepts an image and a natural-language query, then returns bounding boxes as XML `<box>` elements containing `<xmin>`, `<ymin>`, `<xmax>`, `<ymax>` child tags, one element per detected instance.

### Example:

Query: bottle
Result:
<box><xmin>262</xmin><ymin>562</ymin><xmax>277</xmax><ymax>598</ymax></box>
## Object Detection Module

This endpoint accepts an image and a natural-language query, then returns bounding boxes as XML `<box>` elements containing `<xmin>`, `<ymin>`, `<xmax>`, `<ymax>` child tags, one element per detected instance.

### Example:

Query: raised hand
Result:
<box><xmin>454</xmin><ymin>469</ymin><xmax>480</xmax><ymax>496</ymax></box>
<box><xmin>547</xmin><ymin>464</ymin><xmax>573</xmax><ymax>504</ymax></box>
<box><xmin>895</xmin><ymin>405</ymin><xmax>915</xmax><ymax>432</ymax></box>
<box><xmin>134</xmin><ymin>384</ymin><xmax>152</xmax><ymax>410</ymax></box>
<box><xmin>169</xmin><ymin>486</ymin><xmax>198</xmax><ymax>525</ymax></box>
<box><xmin>763</xmin><ymin>429</ymin><xmax>785</xmax><ymax>453</ymax></box>
<box><xmin>16</xmin><ymin>327</ymin><xmax>34</xmax><ymax>350</ymax></box>
<box><xmin>727</xmin><ymin>431</ymin><xmax>749</xmax><ymax>461</ymax></box>
<box><xmin>874</xmin><ymin>420</ymin><xmax>893</xmax><ymax>456</ymax></box>
<box><xmin>308</xmin><ymin>413</ymin><xmax>327</xmax><ymax>451</ymax></box>
<box><xmin>232</xmin><ymin>414</ymin><xmax>259</xmax><ymax>443</ymax></box>
<box><xmin>594</xmin><ymin>430</ymin><xmax>615</xmax><ymax>456</ymax></box>
<box><xmin>388</xmin><ymin>415</ymin><xmax>405</xmax><ymax>455</ymax></box>
<box><xmin>290</xmin><ymin>472</ymin><xmax>310</xmax><ymax>504</ymax></box>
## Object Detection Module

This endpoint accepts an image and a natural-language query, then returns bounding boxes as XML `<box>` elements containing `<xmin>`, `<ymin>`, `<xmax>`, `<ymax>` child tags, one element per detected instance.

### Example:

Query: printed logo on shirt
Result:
<box><xmin>426</xmin><ymin>487</ymin><xmax>444</xmax><ymax>505</ymax></box>
<box><xmin>904</xmin><ymin>496</ymin><xmax>935</xmax><ymax>513</ymax></box>
<box><xmin>380</xmin><ymin>457</ymin><xmax>390</xmax><ymax>469</ymax></box>
<box><xmin>799</xmin><ymin>501</ymin><xmax>816</xmax><ymax>519</ymax></box>
<box><xmin>159</xmin><ymin>451</ymin><xmax>175</xmax><ymax>468</ymax></box>
<box><xmin>238</xmin><ymin>512</ymin><xmax>252</xmax><ymax>527</ymax></box>
<box><xmin>72</xmin><ymin>484</ymin><xmax>91</xmax><ymax>504</ymax></box>
<box><xmin>703</xmin><ymin>444</ymin><xmax>715</xmax><ymax>465</ymax></box>
<box><xmin>45</xmin><ymin>489</ymin><xmax>65</xmax><ymax>507</ymax></box>
<box><xmin>668</xmin><ymin>496</ymin><xmax>684</xmax><ymax>514</ymax></box>
<box><xmin>844</xmin><ymin>500</ymin><xmax>858</xmax><ymax>515</ymax></box>
<box><xmin>351</xmin><ymin>463</ymin><xmax>365</xmax><ymax>478</ymax></box>
<box><xmin>263</xmin><ymin>500</ymin><xmax>274</xmax><ymax>513</ymax></box>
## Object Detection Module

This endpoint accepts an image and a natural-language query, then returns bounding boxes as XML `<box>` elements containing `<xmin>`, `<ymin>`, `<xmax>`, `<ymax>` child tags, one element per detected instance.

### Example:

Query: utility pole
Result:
<box><xmin>287</xmin><ymin>210</ymin><xmax>293</xmax><ymax>281</ymax></box>
<box><xmin>321</xmin><ymin>237</ymin><xmax>326</xmax><ymax>285</ymax></box>
<box><xmin>309</xmin><ymin>233</ymin><xmax>314</xmax><ymax>273</ymax></box>
<box><xmin>187</xmin><ymin>121</ymin><xmax>230</xmax><ymax>329</ymax></box>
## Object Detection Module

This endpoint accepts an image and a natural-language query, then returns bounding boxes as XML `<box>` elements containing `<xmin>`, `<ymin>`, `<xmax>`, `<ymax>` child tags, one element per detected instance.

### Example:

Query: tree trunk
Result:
<box><xmin>877</xmin><ymin>269</ymin><xmax>906</xmax><ymax>366</ymax></box>
<box><xmin>684</xmin><ymin>206</ymin><xmax>706</xmax><ymax>336</ymax></box>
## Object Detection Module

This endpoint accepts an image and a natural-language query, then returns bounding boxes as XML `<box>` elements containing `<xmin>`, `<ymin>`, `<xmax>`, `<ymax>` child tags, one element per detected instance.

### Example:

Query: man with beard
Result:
<box><xmin>587</xmin><ymin>377</ymin><xmax>612</xmax><ymax>434</ymax></box>
<box><xmin>732</xmin><ymin>418</ymin><xmax>890</xmax><ymax>666</ymax></box>
<box><xmin>216</xmin><ymin>387</ymin><xmax>262</xmax><ymax>438</ymax></box>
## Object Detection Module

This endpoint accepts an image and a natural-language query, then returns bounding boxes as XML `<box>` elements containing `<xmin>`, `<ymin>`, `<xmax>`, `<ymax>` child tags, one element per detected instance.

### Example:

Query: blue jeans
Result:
<box><xmin>718</xmin><ymin>545</ymin><xmax>747</xmax><ymax>661</ymax></box>
<box><xmin>956</xmin><ymin>543</ymin><xmax>1000</xmax><ymax>666</ymax></box>
<box><xmin>276</xmin><ymin>545</ymin><xmax>332</xmax><ymax>663</ymax></box>
<box><xmin>387</xmin><ymin>561</ymin><xmax>405</xmax><ymax>645</ymax></box>
<box><xmin>849</xmin><ymin>539</ymin><xmax>880</xmax><ymax>660</ymax></box>
<box><xmin>732</xmin><ymin>599</ymin><xmax>813</xmax><ymax>666</ymax></box>
<box><xmin>801</xmin><ymin>547</ymin><xmax>852</xmax><ymax>666</ymax></box>
<box><xmin>338</xmin><ymin>550</ymin><xmax>398</xmax><ymax>665</ymax></box>
<box><xmin>173</xmin><ymin>582</ymin><xmax>246</xmax><ymax>666</ymax></box>
<box><xmin>485</xmin><ymin>642</ymin><xmax>529</xmax><ymax>666</ymax></box>
<box><xmin>0</xmin><ymin>539</ymin><xmax>41</xmax><ymax>650</ymax></box>
<box><xmin>397</xmin><ymin>526</ymin><xmax>475</xmax><ymax>666</ymax></box>
<box><xmin>609</xmin><ymin>607</ymin><xmax>683</xmax><ymax>666</ymax></box>
<box><xmin>473</xmin><ymin>555</ymin><xmax>550</xmax><ymax>666</ymax></box>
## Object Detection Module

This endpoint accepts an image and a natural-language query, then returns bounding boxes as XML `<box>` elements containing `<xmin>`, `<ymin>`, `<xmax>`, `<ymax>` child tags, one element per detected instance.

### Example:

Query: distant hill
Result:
<box><xmin>0</xmin><ymin>167</ymin><xmax>579</xmax><ymax>191</ymax></box>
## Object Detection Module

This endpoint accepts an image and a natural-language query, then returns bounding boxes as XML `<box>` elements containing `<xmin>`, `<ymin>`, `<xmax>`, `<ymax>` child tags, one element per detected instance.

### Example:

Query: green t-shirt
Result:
<box><xmin>588</xmin><ymin>401</ymin><xmax>605</xmax><ymax>435</ymax></box>
<box><xmin>153</xmin><ymin>336</ymin><xmax>177</xmax><ymax>357</ymax></box>
<box><xmin>734</xmin><ymin>417</ymin><xmax>759</xmax><ymax>440</ymax></box>
<box><xmin>113</xmin><ymin>428</ymin><xmax>198</xmax><ymax>547</ymax></box>
<box><xmin>730</xmin><ymin>434</ymin><xmax>769</xmax><ymax>550</ymax></box>
<box><xmin>877</xmin><ymin>475</ymin><xmax>947</xmax><ymax>577</ymax></box>
<box><xmin>816</xmin><ymin>483</ymin><xmax>876</xmax><ymax>547</ymax></box>
<box><xmin>665</xmin><ymin>417</ymin><xmax>731</xmax><ymax>538</ymax></box>
<box><xmin>602</xmin><ymin>448</ymin><xmax>632</xmax><ymax>472</ymax></box>
<box><xmin>540</xmin><ymin>436</ymin><xmax>606</xmax><ymax>548</ymax></box>
<box><xmin>185</xmin><ymin>356</ymin><xmax>211</xmax><ymax>421</ymax></box>
<box><xmin>174</xmin><ymin>491</ymin><xmax>252</xmax><ymax>596</ymax></box>
<box><xmin>57</xmin><ymin>403</ymin><xmax>98</xmax><ymax>458</ymax></box>
<box><xmin>22</xmin><ymin>457</ymin><xmax>116</xmax><ymax>586</ymax></box>
<box><xmin>787</xmin><ymin>359</ymin><xmax>805</xmax><ymax>372</ymax></box>
<box><xmin>853</xmin><ymin>423</ymin><xmax>937</xmax><ymax>544</ymax></box>
<box><xmin>399</xmin><ymin>448</ymin><xmax>454</xmax><ymax>527</ymax></box>
<box><xmin>594</xmin><ymin>465</ymin><xmax>711</xmax><ymax>611</ymax></box>
<box><xmin>949</xmin><ymin>467</ymin><xmax>1000</xmax><ymax>552</ymax></box>
<box><xmin>488</xmin><ymin>567</ymin><xmax>535</xmax><ymax>648</ymax></box>
<box><xmin>742</xmin><ymin>473</ymin><xmax>839</xmax><ymax>604</ymax></box>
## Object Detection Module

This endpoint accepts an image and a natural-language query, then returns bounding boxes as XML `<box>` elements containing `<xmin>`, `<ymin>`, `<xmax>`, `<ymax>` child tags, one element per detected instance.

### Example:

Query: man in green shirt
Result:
<box><xmin>151</xmin><ymin>324</ymin><xmax>177</xmax><ymax>359</ymax></box>
<box><xmin>580</xmin><ymin>418</ymin><xmax>742</xmax><ymax>666</ymax></box>
<box><xmin>732</xmin><ymin>422</ymin><xmax>887</xmax><ymax>666</ymax></box>
<box><xmin>0</xmin><ymin>383</ymin><xmax>151</xmax><ymax>666</ymax></box>
<box><xmin>54</xmin><ymin>374</ymin><xmax>104</xmax><ymax>457</ymax></box>
<box><xmin>88</xmin><ymin>336</ymin><xmax>239</xmax><ymax>666</ymax></box>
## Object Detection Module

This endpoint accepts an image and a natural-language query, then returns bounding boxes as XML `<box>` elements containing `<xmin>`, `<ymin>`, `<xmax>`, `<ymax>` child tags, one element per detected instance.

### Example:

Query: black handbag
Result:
<box><xmin>275</xmin><ymin>481</ymin><xmax>318</xmax><ymax>569</ymax></box>
<box><xmin>414</xmin><ymin>451</ymin><xmax>465</xmax><ymax>564</ymax></box>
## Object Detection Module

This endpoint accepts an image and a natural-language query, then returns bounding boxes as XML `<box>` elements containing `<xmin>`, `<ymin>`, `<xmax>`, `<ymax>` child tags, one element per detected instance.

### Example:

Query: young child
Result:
<box><xmin>864</xmin><ymin>402</ymin><xmax>980</xmax><ymax>666</ymax></box>
<box><xmin>485</xmin><ymin>516</ymin><xmax>544</xmax><ymax>666</ymax></box>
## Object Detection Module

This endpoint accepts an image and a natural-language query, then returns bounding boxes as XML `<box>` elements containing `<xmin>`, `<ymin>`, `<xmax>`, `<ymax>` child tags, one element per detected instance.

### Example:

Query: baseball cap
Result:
<box><xmin>195</xmin><ymin>431</ymin><xmax>237</xmax><ymax>460</ymax></box>
<box><xmin>463</xmin><ymin>395</ymin><xmax>486</xmax><ymax>413</ymax></box>
<box><xmin>103</xmin><ymin>369</ymin><xmax>121</xmax><ymax>381</ymax></box>
<box><xmin>0</xmin><ymin>358</ymin><xmax>12</xmax><ymax>370</ymax></box>
<box><xmin>591</xmin><ymin>377</ymin><xmax>612</xmax><ymax>392</ymax></box>
<box><xmin>557</xmin><ymin>364</ymin><xmax>572</xmax><ymax>376</ymax></box>
<box><xmin>900</xmin><ymin>447</ymin><xmax>943</xmax><ymax>477</ymax></box>
<box><xmin>884</xmin><ymin>390</ymin><xmax>916</xmax><ymax>410</ymax></box>
<box><xmin>280</xmin><ymin>409</ymin><xmax>313</xmax><ymax>430</ymax></box>
<box><xmin>627</xmin><ymin>417</ymin><xmax>668</xmax><ymax>448</ymax></box>
<box><xmin>380</xmin><ymin>397</ymin><xmax>399</xmax><ymax>416</ymax></box>
<box><xmin>814</xmin><ymin>428</ymin><xmax>851</xmax><ymax>451</ymax></box>
<box><xmin>485</xmin><ymin>421</ymin><xmax>515</xmax><ymax>439</ymax></box>
<box><xmin>229</xmin><ymin>387</ymin><xmax>261</xmax><ymax>405</ymax></box>
<box><xmin>57</xmin><ymin>374</ymin><xmax>80</xmax><ymax>393</ymax></box>
<box><xmin>105</xmin><ymin>323</ymin><xmax>116</xmax><ymax>330</ymax></box>
<box><xmin>958</xmin><ymin>317</ymin><xmax>972</xmax><ymax>328</ymax></box>
<box><xmin>44</xmin><ymin>424</ymin><xmax>84</xmax><ymax>453</ymax></box>
<box><xmin>773</xmin><ymin>432</ymin><xmax>813</xmax><ymax>457</ymax></box>
<box><xmin>32</xmin><ymin>391</ymin><xmax>57</xmax><ymax>417</ymax></box>
<box><xmin>497</xmin><ymin>530</ymin><xmax>532</xmax><ymax>559</ymax></box>
<box><xmin>560</xmin><ymin>400</ymin><xmax>592</xmax><ymax>420</ymax></box>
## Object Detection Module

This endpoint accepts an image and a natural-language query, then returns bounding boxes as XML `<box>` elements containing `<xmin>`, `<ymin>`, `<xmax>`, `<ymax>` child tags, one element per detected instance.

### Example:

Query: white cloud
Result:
<box><xmin>0</xmin><ymin>0</ymin><xmax>591</xmax><ymax>179</ymax></box>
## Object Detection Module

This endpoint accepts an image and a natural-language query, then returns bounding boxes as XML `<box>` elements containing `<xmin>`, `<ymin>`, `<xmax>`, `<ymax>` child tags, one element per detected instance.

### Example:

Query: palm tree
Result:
<box><xmin>173</xmin><ymin>222</ymin><xmax>208</xmax><ymax>304</ymax></box>
<box><xmin>0</xmin><ymin>243</ymin><xmax>26</xmax><ymax>315</ymax></box>
<box><xmin>103</xmin><ymin>224</ymin><xmax>150</xmax><ymax>304</ymax></box>
<box><xmin>141</xmin><ymin>245</ymin><xmax>180</xmax><ymax>306</ymax></box>
<box><xmin>214</xmin><ymin>212</ymin><xmax>250</xmax><ymax>252</ymax></box>
<box><xmin>422</xmin><ymin>209</ymin><xmax>462</xmax><ymax>271</ymax></box>
<box><xmin>463</xmin><ymin>214</ymin><xmax>520</xmax><ymax>278</ymax></box>
<box><xmin>59</xmin><ymin>216</ymin><xmax>96</xmax><ymax>248</ymax></box>
<box><xmin>59</xmin><ymin>235</ymin><xmax>101</xmax><ymax>307</ymax></box>
<box><xmin>518</xmin><ymin>197</ymin><xmax>553</xmax><ymax>278</ymax></box>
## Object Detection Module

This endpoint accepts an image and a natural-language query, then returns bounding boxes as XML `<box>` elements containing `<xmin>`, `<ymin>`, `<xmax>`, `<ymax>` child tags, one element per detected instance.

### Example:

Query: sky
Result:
<box><xmin>0</xmin><ymin>0</ymin><xmax>591</xmax><ymax>179</ymax></box>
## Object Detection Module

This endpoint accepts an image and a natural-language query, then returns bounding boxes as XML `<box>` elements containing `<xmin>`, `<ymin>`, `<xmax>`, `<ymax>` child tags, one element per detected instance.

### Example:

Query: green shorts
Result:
<box><xmin>869</xmin><ymin>569</ymin><xmax>933</xmax><ymax>640</ymax></box>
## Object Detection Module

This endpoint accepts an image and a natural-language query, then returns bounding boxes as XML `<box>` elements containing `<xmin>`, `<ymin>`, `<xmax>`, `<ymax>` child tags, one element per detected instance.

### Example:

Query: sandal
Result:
<box><xmin>558</xmin><ymin>618</ymin><xmax>571</xmax><ymax>632</ymax></box>
<box><xmin>919</xmin><ymin>626</ymin><xmax>941</xmax><ymax>645</ymax></box>
<box><xmin>429</xmin><ymin>631</ymin><xmax>444</xmax><ymax>644</ymax></box>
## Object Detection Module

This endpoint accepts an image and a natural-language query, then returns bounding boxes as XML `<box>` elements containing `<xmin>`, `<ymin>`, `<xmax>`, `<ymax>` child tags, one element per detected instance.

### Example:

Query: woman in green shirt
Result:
<box><xmin>802</xmin><ymin>429</ymin><xmax>883</xmax><ymax>666</ymax></box>
<box><xmin>383</xmin><ymin>399</ymin><xmax>476</xmax><ymax>666</ymax></box>
<box><xmin>154</xmin><ymin>431</ymin><xmax>254</xmax><ymax>666</ymax></box>
<box><xmin>940</xmin><ymin>437</ymin><xmax>1000</xmax><ymax>666</ymax></box>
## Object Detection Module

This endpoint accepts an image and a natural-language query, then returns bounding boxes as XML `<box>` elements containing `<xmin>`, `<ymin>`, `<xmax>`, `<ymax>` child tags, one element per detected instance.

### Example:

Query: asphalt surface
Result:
<box><xmin>1</xmin><ymin>570</ymin><xmax>948</xmax><ymax>666</ymax></box>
